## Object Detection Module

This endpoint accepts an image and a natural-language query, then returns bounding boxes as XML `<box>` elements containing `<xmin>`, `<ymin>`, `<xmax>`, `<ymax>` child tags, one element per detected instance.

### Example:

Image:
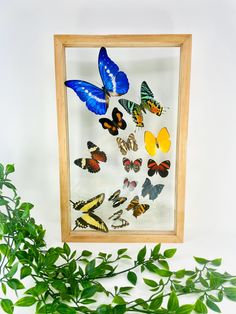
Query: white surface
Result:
<box><xmin>0</xmin><ymin>0</ymin><xmax>236</xmax><ymax>313</ymax></box>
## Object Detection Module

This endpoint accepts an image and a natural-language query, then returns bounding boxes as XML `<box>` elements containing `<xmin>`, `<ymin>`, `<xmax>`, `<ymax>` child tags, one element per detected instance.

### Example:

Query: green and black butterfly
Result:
<box><xmin>119</xmin><ymin>81</ymin><xmax>166</xmax><ymax>128</ymax></box>
<box><xmin>71</xmin><ymin>193</ymin><xmax>108</xmax><ymax>232</ymax></box>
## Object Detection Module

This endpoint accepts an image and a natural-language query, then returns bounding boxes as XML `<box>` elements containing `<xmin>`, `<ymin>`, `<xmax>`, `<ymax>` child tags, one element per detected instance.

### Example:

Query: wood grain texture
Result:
<box><xmin>54</xmin><ymin>34</ymin><xmax>192</xmax><ymax>243</ymax></box>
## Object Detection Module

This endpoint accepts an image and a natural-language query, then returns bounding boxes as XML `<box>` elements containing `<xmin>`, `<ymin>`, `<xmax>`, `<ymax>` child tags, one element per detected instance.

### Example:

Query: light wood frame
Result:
<box><xmin>54</xmin><ymin>34</ymin><xmax>192</xmax><ymax>243</ymax></box>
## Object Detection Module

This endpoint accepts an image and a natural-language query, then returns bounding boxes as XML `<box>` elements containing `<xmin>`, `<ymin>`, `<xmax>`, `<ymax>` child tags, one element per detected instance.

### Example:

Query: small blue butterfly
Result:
<box><xmin>65</xmin><ymin>47</ymin><xmax>129</xmax><ymax>115</ymax></box>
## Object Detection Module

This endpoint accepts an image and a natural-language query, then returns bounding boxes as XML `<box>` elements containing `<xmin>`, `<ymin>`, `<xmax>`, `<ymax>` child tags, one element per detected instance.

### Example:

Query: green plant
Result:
<box><xmin>0</xmin><ymin>163</ymin><xmax>236</xmax><ymax>314</ymax></box>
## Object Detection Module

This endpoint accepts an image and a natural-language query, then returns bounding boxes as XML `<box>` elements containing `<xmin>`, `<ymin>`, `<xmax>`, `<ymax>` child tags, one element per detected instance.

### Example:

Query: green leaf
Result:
<box><xmin>81</xmin><ymin>250</ymin><xmax>92</xmax><ymax>257</ymax></box>
<box><xmin>199</xmin><ymin>277</ymin><xmax>209</xmax><ymax>288</ymax></box>
<box><xmin>211</xmin><ymin>258</ymin><xmax>222</xmax><ymax>266</ymax></box>
<box><xmin>155</xmin><ymin>268</ymin><xmax>172</xmax><ymax>277</ymax></box>
<box><xmin>113</xmin><ymin>295</ymin><xmax>126</xmax><ymax>305</ymax></box>
<box><xmin>1</xmin><ymin>299</ymin><xmax>14</xmax><ymax>314</ymax></box>
<box><xmin>231</xmin><ymin>278</ymin><xmax>236</xmax><ymax>286</ymax></box>
<box><xmin>194</xmin><ymin>257</ymin><xmax>209</xmax><ymax>265</ymax></box>
<box><xmin>206</xmin><ymin>299</ymin><xmax>221</xmax><ymax>313</ymax></box>
<box><xmin>57</xmin><ymin>303</ymin><xmax>77</xmax><ymax>314</ymax></box>
<box><xmin>2</xmin><ymin>282</ymin><xmax>7</xmax><ymax>295</ymax></box>
<box><xmin>149</xmin><ymin>294</ymin><xmax>163</xmax><ymax>310</ymax></box>
<box><xmin>176</xmin><ymin>304</ymin><xmax>194</xmax><ymax>314</ymax></box>
<box><xmin>143</xmin><ymin>278</ymin><xmax>157</xmax><ymax>287</ymax></box>
<box><xmin>151</xmin><ymin>243</ymin><xmax>161</xmax><ymax>259</ymax></box>
<box><xmin>0</xmin><ymin>163</ymin><xmax>4</xmax><ymax>178</ymax></box>
<box><xmin>175</xmin><ymin>269</ymin><xmax>186</xmax><ymax>278</ymax></box>
<box><xmin>137</xmin><ymin>246</ymin><xmax>146</xmax><ymax>263</ymax></box>
<box><xmin>45</xmin><ymin>252</ymin><xmax>59</xmax><ymax>265</ymax></box>
<box><xmin>127</xmin><ymin>271</ymin><xmax>137</xmax><ymax>285</ymax></box>
<box><xmin>6</xmin><ymin>164</ymin><xmax>15</xmax><ymax>175</ymax></box>
<box><xmin>0</xmin><ymin>244</ymin><xmax>10</xmax><ymax>256</ymax></box>
<box><xmin>81</xmin><ymin>285</ymin><xmax>98</xmax><ymax>299</ymax></box>
<box><xmin>15</xmin><ymin>296</ymin><xmax>36</xmax><ymax>307</ymax></box>
<box><xmin>25</xmin><ymin>282</ymin><xmax>48</xmax><ymax>296</ymax></box>
<box><xmin>85</xmin><ymin>259</ymin><xmax>96</xmax><ymax>275</ymax></box>
<box><xmin>20</xmin><ymin>265</ymin><xmax>32</xmax><ymax>279</ymax></box>
<box><xmin>117</xmin><ymin>248</ymin><xmax>128</xmax><ymax>256</ymax></box>
<box><xmin>209</xmin><ymin>273</ymin><xmax>225</xmax><ymax>289</ymax></box>
<box><xmin>195</xmin><ymin>299</ymin><xmax>208</xmax><ymax>313</ymax></box>
<box><xmin>158</xmin><ymin>260</ymin><xmax>169</xmax><ymax>270</ymax></box>
<box><xmin>0</xmin><ymin>198</ymin><xmax>9</xmax><ymax>206</ymax></box>
<box><xmin>164</xmin><ymin>248</ymin><xmax>177</xmax><ymax>258</ymax></box>
<box><xmin>7</xmin><ymin>278</ymin><xmax>24</xmax><ymax>290</ymax></box>
<box><xmin>63</xmin><ymin>242</ymin><xmax>71</xmax><ymax>256</ymax></box>
<box><xmin>6</xmin><ymin>263</ymin><xmax>18</xmax><ymax>278</ymax></box>
<box><xmin>167</xmin><ymin>291</ymin><xmax>179</xmax><ymax>311</ymax></box>
<box><xmin>97</xmin><ymin>304</ymin><xmax>112</xmax><ymax>314</ymax></box>
<box><xmin>113</xmin><ymin>304</ymin><xmax>126</xmax><ymax>314</ymax></box>
<box><xmin>224</xmin><ymin>287</ymin><xmax>236</xmax><ymax>301</ymax></box>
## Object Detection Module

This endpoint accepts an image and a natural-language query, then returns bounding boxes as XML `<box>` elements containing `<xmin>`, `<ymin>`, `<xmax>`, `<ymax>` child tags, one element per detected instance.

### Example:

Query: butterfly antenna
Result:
<box><xmin>72</xmin><ymin>225</ymin><xmax>77</xmax><ymax>231</ymax></box>
<box><xmin>70</xmin><ymin>200</ymin><xmax>75</xmax><ymax>205</ymax></box>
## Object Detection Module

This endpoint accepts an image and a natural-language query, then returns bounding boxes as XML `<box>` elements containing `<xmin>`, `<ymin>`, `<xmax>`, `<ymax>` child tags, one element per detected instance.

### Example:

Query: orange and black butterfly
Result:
<box><xmin>126</xmin><ymin>196</ymin><xmax>150</xmax><ymax>218</ymax></box>
<box><xmin>74</xmin><ymin>141</ymin><xmax>107</xmax><ymax>173</ymax></box>
<box><xmin>147</xmin><ymin>160</ymin><xmax>171</xmax><ymax>177</ymax></box>
<box><xmin>99</xmin><ymin>107</ymin><xmax>127</xmax><ymax>136</ymax></box>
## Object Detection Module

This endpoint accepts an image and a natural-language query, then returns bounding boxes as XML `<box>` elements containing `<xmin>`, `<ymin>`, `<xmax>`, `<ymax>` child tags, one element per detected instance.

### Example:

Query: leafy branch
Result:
<box><xmin>0</xmin><ymin>163</ymin><xmax>236</xmax><ymax>314</ymax></box>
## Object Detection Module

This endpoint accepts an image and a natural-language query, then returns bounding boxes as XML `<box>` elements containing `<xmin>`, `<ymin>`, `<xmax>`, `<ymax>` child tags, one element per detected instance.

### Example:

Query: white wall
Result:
<box><xmin>1</xmin><ymin>0</ymin><xmax>236</xmax><ymax>312</ymax></box>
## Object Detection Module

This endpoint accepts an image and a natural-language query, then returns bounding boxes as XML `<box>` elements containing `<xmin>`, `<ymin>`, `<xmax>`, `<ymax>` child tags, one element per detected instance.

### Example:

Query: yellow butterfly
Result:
<box><xmin>144</xmin><ymin>127</ymin><xmax>171</xmax><ymax>157</ymax></box>
<box><xmin>71</xmin><ymin>193</ymin><xmax>108</xmax><ymax>233</ymax></box>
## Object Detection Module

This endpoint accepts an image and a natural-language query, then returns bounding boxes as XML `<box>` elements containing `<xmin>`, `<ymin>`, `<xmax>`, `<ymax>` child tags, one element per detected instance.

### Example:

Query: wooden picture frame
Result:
<box><xmin>54</xmin><ymin>34</ymin><xmax>191</xmax><ymax>243</ymax></box>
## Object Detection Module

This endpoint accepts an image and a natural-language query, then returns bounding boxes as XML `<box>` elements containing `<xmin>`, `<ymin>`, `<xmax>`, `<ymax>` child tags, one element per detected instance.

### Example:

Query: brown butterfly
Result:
<box><xmin>126</xmin><ymin>196</ymin><xmax>150</xmax><ymax>218</ymax></box>
<box><xmin>99</xmin><ymin>107</ymin><xmax>126</xmax><ymax>136</ymax></box>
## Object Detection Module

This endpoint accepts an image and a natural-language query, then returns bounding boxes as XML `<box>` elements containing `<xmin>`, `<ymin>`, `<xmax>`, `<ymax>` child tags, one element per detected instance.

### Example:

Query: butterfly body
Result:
<box><xmin>126</xmin><ymin>196</ymin><xmax>150</xmax><ymax>218</ymax></box>
<box><xmin>148</xmin><ymin>159</ymin><xmax>171</xmax><ymax>177</ymax></box>
<box><xmin>99</xmin><ymin>107</ymin><xmax>126</xmax><ymax>136</ymax></box>
<box><xmin>141</xmin><ymin>178</ymin><xmax>164</xmax><ymax>201</ymax></box>
<box><xmin>71</xmin><ymin>193</ymin><xmax>108</xmax><ymax>232</ymax></box>
<box><xmin>74</xmin><ymin>141</ymin><xmax>107</xmax><ymax>173</ymax></box>
<box><xmin>65</xmin><ymin>47</ymin><xmax>129</xmax><ymax>115</ymax></box>
<box><xmin>108</xmin><ymin>190</ymin><xmax>127</xmax><ymax>208</ymax></box>
<box><xmin>116</xmin><ymin>133</ymin><xmax>138</xmax><ymax>155</ymax></box>
<box><xmin>123</xmin><ymin>158</ymin><xmax>142</xmax><ymax>173</ymax></box>
<box><xmin>144</xmin><ymin>127</ymin><xmax>171</xmax><ymax>156</ymax></box>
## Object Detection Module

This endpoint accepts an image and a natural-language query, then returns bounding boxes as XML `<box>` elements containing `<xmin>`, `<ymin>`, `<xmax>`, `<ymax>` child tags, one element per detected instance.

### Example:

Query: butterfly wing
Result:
<box><xmin>126</xmin><ymin>196</ymin><xmax>139</xmax><ymax>211</ymax></box>
<box><xmin>126</xmin><ymin>133</ymin><xmax>138</xmax><ymax>152</ymax></box>
<box><xmin>119</xmin><ymin>99</ymin><xmax>144</xmax><ymax>127</ymax></box>
<box><xmin>108</xmin><ymin>190</ymin><xmax>121</xmax><ymax>201</ymax></box>
<box><xmin>112</xmin><ymin>107</ymin><xmax>127</xmax><ymax>130</ymax></box>
<box><xmin>123</xmin><ymin>158</ymin><xmax>132</xmax><ymax>172</ymax></box>
<box><xmin>157</xmin><ymin>127</ymin><xmax>171</xmax><ymax>153</ymax></box>
<box><xmin>148</xmin><ymin>184</ymin><xmax>164</xmax><ymax>201</ymax></box>
<box><xmin>128</xmin><ymin>180</ymin><xmax>137</xmax><ymax>191</ymax></box>
<box><xmin>99</xmin><ymin>118</ymin><xmax>118</xmax><ymax>136</ymax></box>
<box><xmin>65</xmin><ymin>80</ymin><xmax>108</xmax><ymax>115</ymax></box>
<box><xmin>144</xmin><ymin>131</ymin><xmax>157</xmax><ymax>156</ymax></box>
<box><xmin>141</xmin><ymin>178</ymin><xmax>152</xmax><ymax>198</ymax></box>
<box><xmin>157</xmin><ymin>160</ymin><xmax>171</xmax><ymax>177</ymax></box>
<box><xmin>132</xmin><ymin>158</ymin><xmax>142</xmax><ymax>173</ymax></box>
<box><xmin>73</xmin><ymin>193</ymin><xmax>105</xmax><ymax>212</ymax></box>
<box><xmin>74</xmin><ymin>158</ymin><xmax>100</xmax><ymax>173</ymax></box>
<box><xmin>123</xmin><ymin>178</ymin><xmax>129</xmax><ymax>189</ymax></box>
<box><xmin>113</xmin><ymin>197</ymin><xmax>127</xmax><ymax>208</ymax></box>
<box><xmin>75</xmin><ymin>213</ymin><xmax>108</xmax><ymax>232</ymax></box>
<box><xmin>87</xmin><ymin>141</ymin><xmax>107</xmax><ymax>162</ymax></box>
<box><xmin>111</xmin><ymin>218</ymin><xmax>129</xmax><ymax>229</ymax></box>
<box><xmin>147</xmin><ymin>159</ymin><xmax>158</xmax><ymax>177</ymax></box>
<box><xmin>141</xmin><ymin>81</ymin><xmax>164</xmax><ymax>116</ymax></box>
<box><xmin>98</xmin><ymin>47</ymin><xmax>129</xmax><ymax>96</ymax></box>
<box><xmin>133</xmin><ymin>203</ymin><xmax>150</xmax><ymax>218</ymax></box>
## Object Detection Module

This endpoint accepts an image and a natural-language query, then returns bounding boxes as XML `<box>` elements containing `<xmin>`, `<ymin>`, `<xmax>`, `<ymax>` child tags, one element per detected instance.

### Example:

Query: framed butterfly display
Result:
<box><xmin>54</xmin><ymin>34</ymin><xmax>192</xmax><ymax>242</ymax></box>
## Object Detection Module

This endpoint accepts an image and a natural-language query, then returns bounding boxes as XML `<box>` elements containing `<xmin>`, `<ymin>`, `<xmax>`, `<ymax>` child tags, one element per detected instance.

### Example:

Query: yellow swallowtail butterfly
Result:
<box><xmin>71</xmin><ymin>193</ymin><xmax>108</xmax><ymax>233</ymax></box>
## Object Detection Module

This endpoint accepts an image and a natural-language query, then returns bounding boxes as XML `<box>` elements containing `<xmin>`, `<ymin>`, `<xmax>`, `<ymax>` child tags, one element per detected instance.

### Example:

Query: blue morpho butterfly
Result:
<box><xmin>65</xmin><ymin>47</ymin><xmax>129</xmax><ymax>115</ymax></box>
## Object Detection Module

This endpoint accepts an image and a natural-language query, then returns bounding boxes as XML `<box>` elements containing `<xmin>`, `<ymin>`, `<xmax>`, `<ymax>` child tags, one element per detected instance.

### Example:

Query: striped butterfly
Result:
<box><xmin>109</xmin><ymin>210</ymin><xmax>129</xmax><ymax>229</ymax></box>
<box><xmin>147</xmin><ymin>159</ymin><xmax>171</xmax><ymax>177</ymax></box>
<box><xmin>71</xmin><ymin>193</ymin><xmax>108</xmax><ymax>232</ymax></box>
<box><xmin>126</xmin><ymin>196</ymin><xmax>150</xmax><ymax>218</ymax></box>
<box><xmin>116</xmin><ymin>133</ymin><xmax>138</xmax><ymax>155</ymax></box>
<box><xmin>119</xmin><ymin>81</ymin><xmax>165</xmax><ymax>128</ymax></box>
<box><xmin>108</xmin><ymin>190</ymin><xmax>127</xmax><ymax>208</ymax></box>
